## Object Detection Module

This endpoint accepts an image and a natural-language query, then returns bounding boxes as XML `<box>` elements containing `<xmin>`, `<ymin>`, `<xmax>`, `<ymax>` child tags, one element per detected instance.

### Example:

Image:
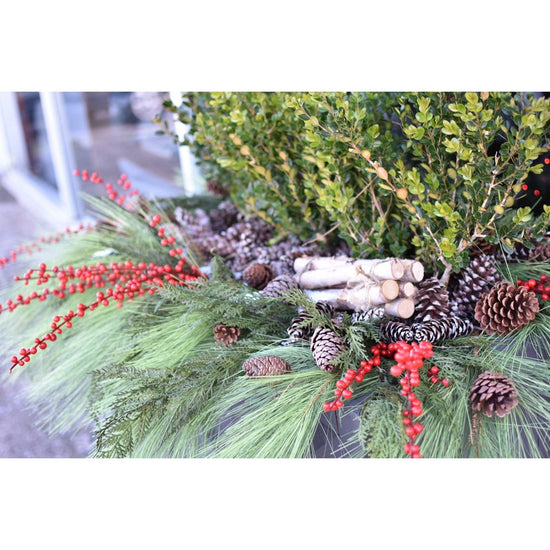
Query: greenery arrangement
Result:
<box><xmin>160</xmin><ymin>92</ymin><xmax>550</xmax><ymax>278</ymax></box>
<box><xmin>1</xmin><ymin>92</ymin><xmax>550</xmax><ymax>459</ymax></box>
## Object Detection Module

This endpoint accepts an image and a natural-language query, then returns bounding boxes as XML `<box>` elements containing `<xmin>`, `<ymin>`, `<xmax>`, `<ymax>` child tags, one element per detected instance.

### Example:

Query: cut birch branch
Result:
<box><xmin>400</xmin><ymin>260</ymin><xmax>424</xmax><ymax>283</ymax></box>
<box><xmin>384</xmin><ymin>298</ymin><xmax>415</xmax><ymax>319</ymax></box>
<box><xmin>294</xmin><ymin>256</ymin><xmax>406</xmax><ymax>281</ymax></box>
<box><xmin>399</xmin><ymin>281</ymin><xmax>418</xmax><ymax>299</ymax></box>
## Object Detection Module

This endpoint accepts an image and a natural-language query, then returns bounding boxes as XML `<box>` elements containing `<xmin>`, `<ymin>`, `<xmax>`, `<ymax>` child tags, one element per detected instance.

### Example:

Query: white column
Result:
<box><xmin>169</xmin><ymin>91</ymin><xmax>206</xmax><ymax>195</ymax></box>
<box><xmin>40</xmin><ymin>92</ymin><xmax>83</xmax><ymax>221</ymax></box>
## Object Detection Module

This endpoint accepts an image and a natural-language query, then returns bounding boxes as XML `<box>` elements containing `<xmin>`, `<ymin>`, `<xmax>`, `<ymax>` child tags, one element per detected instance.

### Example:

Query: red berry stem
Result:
<box><xmin>148</xmin><ymin>213</ymin><xmax>205</xmax><ymax>277</ymax></box>
<box><xmin>1</xmin><ymin>260</ymin><xmax>200</xmax><ymax>316</ymax></box>
<box><xmin>323</xmin><ymin>339</ymin><xmax>441</xmax><ymax>458</ymax></box>
<box><xmin>0</xmin><ymin>223</ymin><xmax>94</xmax><ymax>270</ymax></box>
<box><xmin>73</xmin><ymin>169</ymin><xmax>140</xmax><ymax>209</ymax></box>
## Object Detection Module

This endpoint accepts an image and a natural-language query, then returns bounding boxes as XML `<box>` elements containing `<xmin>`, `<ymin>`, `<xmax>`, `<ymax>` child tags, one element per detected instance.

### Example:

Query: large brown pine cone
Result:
<box><xmin>213</xmin><ymin>323</ymin><xmax>242</xmax><ymax>345</ymax></box>
<box><xmin>413</xmin><ymin>276</ymin><xmax>450</xmax><ymax>322</ymax></box>
<box><xmin>448</xmin><ymin>254</ymin><xmax>502</xmax><ymax>317</ymax></box>
<box><xmin>474</xmin><ymin>281</ymin><xmax>539</xmax><ymax>335</ymax></box>
<box><xmin>310</xmin><ymin>327</ymin><xmax>347</xmax><ymax>373</ymax></box>
<box><xmin>469</xmin><ymin>371</ymin><xmax>519</xmax><ymax>418</ymax></box>
<box><xmin>242</xmin><ymin>355</ymin><xmax>292</xmax><ymax>377</ymax></box>
<box><xmin>242</xmin><ymin>262</ymin><xmax>274</xmax><ymax>290</ymax></box>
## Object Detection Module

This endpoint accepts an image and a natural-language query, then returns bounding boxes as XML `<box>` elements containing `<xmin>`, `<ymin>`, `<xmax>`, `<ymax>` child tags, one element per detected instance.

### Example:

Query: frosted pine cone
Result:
<box><xmin>287</xmin><ymin>302</ymin><xmax>335</xmax><ymax>341</ymax></box>
<box><xmin>474</xmin><ymin>282</ymin><xmax>539</xmax><ymax>335</ymax></box>
<box><xmin>448</xmin><ymin>254</ymin><xmax>502</xmax><ymax>317</ymax></box>
<box><xmin>412</xmin><ymin>317</ymin><xmax>473</xmax><ymax>344</ymax></box>
<box><xmin>413</xmin><ymin>276</ymin><xmax>450</xmax><ymax>322</ymax></box>
<box><xmin>469</xmin><ymin>371</ymin><xmax>519</xmax><ymax>418</ymax></box>
<box><xmin>379</xmin><ymin>321</ymin><xmax>415</xmax><ymax>344</ymax></box>
<box><xmin>351</xmin><ymin>308</ymin><xmax>385</xmax><ymax>323</ymax></box>
<box><xmin>213</xmin><ymin>323</ymin><xmax>242</xmax><ymax>345</ymax></box>
<box><xmin>261</xmin><ymin>274</ymin><xmax>298</xmax><ymax>299</ymax></box>
<box><xmin>310</xmin><ymin>327</ymin><xmax>347</xmax><ymax>372</ymax></box>
<box><xmin>242</xmin><ymin>355</ymin><xmax>292</xmax><ymax>377</ymax></box>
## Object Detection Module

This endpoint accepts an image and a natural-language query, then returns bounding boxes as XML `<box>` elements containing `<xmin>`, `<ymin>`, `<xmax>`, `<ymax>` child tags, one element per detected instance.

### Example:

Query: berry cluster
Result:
<box><xmin>6</xmin><ymin>259</ymin><xmax>200</xmax><ymax>372</ymax></box>
<box><xmin>390</xmin><ymin>340</ymin><xmax>434</xmax><ymax>458</ymax></box>
<box><xmin>73</xmin><ymin>169</ymin><xmax>140</xmax><ymax>208</ymax></box>
<box><xmin>517</xmin><ymin>275</ymin><xmax>550</xmax><ymax>301</ymax></box>
<box><xmin>149</xmin><ymin>214</ymin><xmax>187</xmax><ymax>259</ymax></box>
<box><xmin>427</xmin><ymin>364</ymin><xmax>450</xmax><ymax>386</ymax></box>
<box><xmin>323</xmin><ymin>339</ymin><xmax>440</xmax><ymax>458</ymax></box>
<box><xmin>323</xmin><ymin>342</ymin><xmax>394</xmax><ymax>411</ymax></box>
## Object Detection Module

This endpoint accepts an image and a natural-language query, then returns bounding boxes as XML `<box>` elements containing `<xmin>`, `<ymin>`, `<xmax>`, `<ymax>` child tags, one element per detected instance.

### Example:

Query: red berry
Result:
<box><xmin>342</xmin><ymin>389</ymin><xmax>353</xmax><ymax>399</ymax></box>
<box><xmin>441</xmin><ymin>379</ymin><xmax>450</xmax><ymax>386</ymax></box>
<box><xmin>405</xmin><ymin>426</ymin><xmax>415</xmax><ymax>437</ymax></box>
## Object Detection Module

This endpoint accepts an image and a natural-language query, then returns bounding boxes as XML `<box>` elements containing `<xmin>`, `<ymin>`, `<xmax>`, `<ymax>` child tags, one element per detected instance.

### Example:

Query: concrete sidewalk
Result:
<box><xmin>0</xmin><ymin>180</ymin><xmax>92</xmax><ymax>458</ymax></box>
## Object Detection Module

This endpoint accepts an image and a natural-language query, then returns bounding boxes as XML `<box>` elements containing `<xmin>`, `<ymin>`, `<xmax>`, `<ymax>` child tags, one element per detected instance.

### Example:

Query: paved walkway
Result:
<box><xmin>0</xmin><ymin>180</ymin><xmax>91</xmax><ymax>458</ymax></box>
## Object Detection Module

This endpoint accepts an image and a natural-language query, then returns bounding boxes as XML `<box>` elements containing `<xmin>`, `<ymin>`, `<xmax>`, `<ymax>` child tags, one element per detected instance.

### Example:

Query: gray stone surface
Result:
<box><xmin>0</xmin><ymin>179</ymin><xmax>92</xmax><ymax>458</ymax></box>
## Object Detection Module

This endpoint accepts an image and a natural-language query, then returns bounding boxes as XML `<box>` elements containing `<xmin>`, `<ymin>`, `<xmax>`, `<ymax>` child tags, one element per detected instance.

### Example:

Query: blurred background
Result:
<box><xmin>0</xmin><ymin>91</ymin><xmax>201</xmax><ymax>457</ymax></box>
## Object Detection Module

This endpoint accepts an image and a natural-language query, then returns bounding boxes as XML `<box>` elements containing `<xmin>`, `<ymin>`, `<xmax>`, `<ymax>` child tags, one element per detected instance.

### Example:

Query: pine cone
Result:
<box><xmin>379</xmin><ymin>321</ymin><xmax>415</xmax><ymax>344</ymax></box>
<box><xmin>469</xmin><ymin>238</ymin><xmax>498</xmax><ymax>259</ymax></box>
<box><xmin>469</xmin><ymin>371</ymin><xmax>519</xmax><ymax>418</ymax></box>
<box><xmin>448</xmin><ymin>254</ymin><xmax>502</xmax><ymax>317</ymax></box>
<box><xmin>242</xmin><ymin>262</ymin><xmax>274</xmax><ymax>290</ymax></box>
<box><xmin>530</xmin><ymin>239</ymin><xmax>550</xmax><ymax>262</ymax></box>
<box><xmin>213</xmin><ymin>323</ymin><xmax>242</xmax><ymax>345</ymax></box>
<box><xmin>380</xmin><ymin>316</ymin><xmax>473</xmax><ymax>344</ymax></box>
<box><xmin>242</xmin><ymin>355</ymin><xmax>292</xmax><ymax>377</ymax></box>
<box><xmin>287</xmin><ymin>302</ymin><xmax>335</xmax><ymax>341</ymax></box>
<box><xmin>261</xmin><ymin>274</ymin><xmax>298</xmax><ymax>299</ymax></box>
<box><xmin>351</xmin><ymin>308</ymin><xmax>385</xmax><ymax>323</ymax></box>
<box><xmin>412</xmin><ymin>316</ymin><xmax>473</xmax><ymax>344</ymax></box>
<box><xmin>474</xmin><ymin>281</ymin><xmax>539</xmax><ymax>335</ymax></box>
<box><xmin>310</xmin><ymin>327</ymin><xmax>347</xmax><ymax>372</ymax></box>
<box><xmin>413</xmin><ymin>276</ymin><xmax>450</xmax><ymax>322</ymax></box>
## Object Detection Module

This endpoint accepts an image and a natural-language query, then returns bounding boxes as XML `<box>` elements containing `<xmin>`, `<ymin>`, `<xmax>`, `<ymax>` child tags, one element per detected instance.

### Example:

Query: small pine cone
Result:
<box><xmin>310</xmin><ymin>327</ymin><xmax>347</xmax><ymax>373</ymax></box>
<box><xmin>261</xmin><ymin>274</ymin><xmax>298</xmax><ymax>299</ymax></box>
<box><xmin>206</xmin><ymin>179</ymin><xmax>229</xmax><ymax>198</ymax></box>
<box><xmin>287</xmin><ymin>302</ymin><xmax>335</xmax><ymax>340</ymax></box>
<box><xmin>474</xmin><ymin>281</ymin><xmax>539</xmax><ymax>335</ymax></box>
<box><xmin>469</xmin><ymin>371</ymin><xmax>519</xmax><ymax>418</ymax></box>
<box><xmin>379</xmin><ymin>321</ymin><xmax>415</xmax><ymax>344</ymax></box>
<box><xmin>412</xmin><ymin>316</ymin><xmax>473</xmax><ymax>344</ymax></box>
<box><xmin>287</xmin><ymin>310</ymin><xmax>314</xmax><ymax>340</ymax></box>
<box><xmin>213</xmin><ymin>323</ymin><xmax>242</xmax><ymax>345</ymax></box>
<box><xmin>242</xmin><ymin>262</ymin><xmax>274</xmax><ymax>290</ymax></box>
<box><xmin>242</xmin><ymin>355</ymin><xmax>292</xmax><ymax>377</ymax></box>
<box><xmin>413</xmin><ymin>276</ymin><xmax>450</xmax><ymax>322</ymax></box>
<box><xmin>448</xmin><ymin>254</ymin><xmax>502</xmax><ymax>317</ymax></box>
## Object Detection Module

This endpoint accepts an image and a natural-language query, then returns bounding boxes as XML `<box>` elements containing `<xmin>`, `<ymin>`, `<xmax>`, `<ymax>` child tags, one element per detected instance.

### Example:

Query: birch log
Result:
<box><xmin>400</xmin><ymin>260</ymin><xmax>424</xmax><ymax>283</ymax></box>
<box><xmin>294</xmin><ymin>257</ymin><xmax>405</xmax><ymax>282</ymax></box>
